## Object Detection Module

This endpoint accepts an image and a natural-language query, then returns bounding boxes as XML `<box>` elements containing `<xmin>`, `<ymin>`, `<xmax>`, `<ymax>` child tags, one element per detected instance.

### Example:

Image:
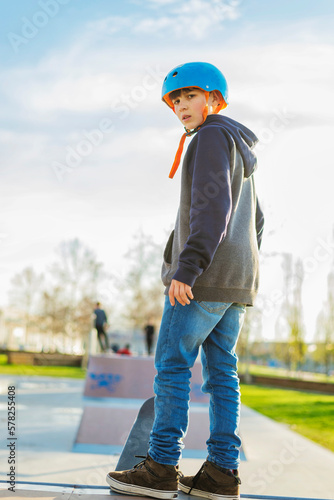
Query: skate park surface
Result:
<box><xmin>0</xmin><ymin>363</ymin><xmax>334</xmax><ymax>499</ymax></box>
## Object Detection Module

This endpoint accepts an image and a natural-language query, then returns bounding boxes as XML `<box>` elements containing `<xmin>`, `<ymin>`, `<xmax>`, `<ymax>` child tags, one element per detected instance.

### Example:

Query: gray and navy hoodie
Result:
<box><xmin>161</xmin><ymin>114</ymin><xmax>264</xmax><ymax>306</ymax></box>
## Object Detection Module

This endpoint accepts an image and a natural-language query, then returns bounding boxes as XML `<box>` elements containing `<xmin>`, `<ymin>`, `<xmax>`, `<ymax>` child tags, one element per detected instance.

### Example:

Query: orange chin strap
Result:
<box><xmin>168</xmin><ymin>91</ymin><xmax>210</xmax><ymax>179</ymax></box>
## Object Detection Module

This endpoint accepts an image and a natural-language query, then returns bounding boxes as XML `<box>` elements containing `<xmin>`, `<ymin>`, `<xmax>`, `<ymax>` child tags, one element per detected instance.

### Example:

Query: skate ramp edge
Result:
<box><xmin>73</xmin><ymin>402</ymin><xmax>246</xmax><ymax>461</ymax></box>
<box><xmin>84</xmin><ymin>355</ymin><xmax>209</xmax><ymax>403</ymax></box>
<box><xmin>0</xmin><ymin>480</ymin><xmax>329</xmax><ymax>500</ymax></box>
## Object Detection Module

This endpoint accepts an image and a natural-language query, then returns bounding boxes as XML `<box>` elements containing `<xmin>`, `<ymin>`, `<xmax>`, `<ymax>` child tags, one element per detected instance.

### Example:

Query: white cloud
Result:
<box><xmin>86</xmin><ymin>15</ymin><xmax>132</xmax><ymax>38</ymax></box>
<box><xmin>87</xmin><ymin>0</ymin><xmax>241</xmax><ymax>40</ymax></box>
<box><xmin>138</xmin><ymin>0</ymin><xmax>178</xmax><ymax>5</ymax></box>
<box><xmin>134</xmin><ymin>17</ymin><xmax>173</xmax><ymax>34</ymax></box>
<box><xmin>0</xmin><ymin>65</ymin><xmax>161</xmax><ymax>115</ymax></box>
<box><xmin>0</xmin><ymin>128</ymin><xmax>49</xmax><ymax>171</ymax></box>
<box><xmin>2</xmin><ymin>39</ymin><xmax>333</xmax><ymax>121</ymax></box>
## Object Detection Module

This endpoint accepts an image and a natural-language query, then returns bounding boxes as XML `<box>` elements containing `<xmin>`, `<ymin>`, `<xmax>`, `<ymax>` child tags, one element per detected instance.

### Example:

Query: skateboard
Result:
<box><xmin>115</xmin><ymin>396</ymin><xmax>247</xmax><ymax>471</ymax></box>
<box><xmin>115</xmin><ymin>397</ymin><xmax>155</xmax><ymax>471</ymax></box>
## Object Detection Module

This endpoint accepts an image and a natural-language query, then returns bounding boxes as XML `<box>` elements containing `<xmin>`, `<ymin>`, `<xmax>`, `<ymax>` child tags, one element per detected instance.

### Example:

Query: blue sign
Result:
<box><xmin>89</xmin><ymin>372</ymin><xmax>123</xmax><ymax>392</ymax></box>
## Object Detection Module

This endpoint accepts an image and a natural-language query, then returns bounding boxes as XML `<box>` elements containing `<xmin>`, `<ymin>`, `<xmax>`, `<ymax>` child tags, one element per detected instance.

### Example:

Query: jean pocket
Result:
<box><xmin>196</xmin><ymin>301</ymin><xmax>232</xmax><ymax>314</ymax></box>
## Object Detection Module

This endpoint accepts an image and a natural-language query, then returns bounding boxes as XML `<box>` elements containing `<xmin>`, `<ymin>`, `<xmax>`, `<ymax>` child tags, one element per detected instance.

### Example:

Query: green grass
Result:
<box><xmin>0</xmin><ymin>354</ymin><xmax>86</xmax><ymax>378</ymax></box>
<box><xmin>238</xmin><ymin>363</ymin><xmax>334</xmax><ymax>383</ymax></box>
<box><xmin>240</xmin><ymin>384</ymin><xmax>334</xmax><ymax>452</ymax></box>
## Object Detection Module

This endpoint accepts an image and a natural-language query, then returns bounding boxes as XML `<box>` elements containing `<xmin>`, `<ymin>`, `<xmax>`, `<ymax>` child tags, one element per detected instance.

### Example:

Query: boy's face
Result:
<box><xmin>171</xmin><ymin>88</ymin><xmax>211</xmax><ymax>130</ymax></box>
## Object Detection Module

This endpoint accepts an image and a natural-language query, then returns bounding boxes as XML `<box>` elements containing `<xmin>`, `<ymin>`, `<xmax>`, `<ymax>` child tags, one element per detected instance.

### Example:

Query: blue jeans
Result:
<box><xmin>149</xmin><ymin>297</ymin><xmax>246</xmax><ymax>469</ymax></box>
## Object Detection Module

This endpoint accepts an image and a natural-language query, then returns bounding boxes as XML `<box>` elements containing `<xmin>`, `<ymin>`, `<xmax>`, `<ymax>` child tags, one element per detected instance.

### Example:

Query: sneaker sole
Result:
<box><xmin>106</xmin><ymin>474</ymin><xmax>178</xmax><ymax>499</ymax></box>
<box><xmin>179</xmin><ymin>482</ymin><xmax>239</xmax><ymax>500</ymax></box>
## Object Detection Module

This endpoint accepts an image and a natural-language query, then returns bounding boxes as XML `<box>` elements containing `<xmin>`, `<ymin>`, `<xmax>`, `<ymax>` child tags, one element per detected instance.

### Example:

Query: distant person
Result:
<box><xmin>117</xmin><ymin>343</ymin><xmax>132</xmax><ymax>356</ymax></box>
<box><xmin>93</xmin><ymin>302</ymin><xmax>109</xmax><ymax>352</ymax></box>
<box><xmin>111</xmin><ymin>343</ymin><xmax>120</xmax><ymax>354</ymax></box>
<box><xmin>144</xmin><ymin>322</ymin><xmax>155</xmax><ymax>355</ymax></box>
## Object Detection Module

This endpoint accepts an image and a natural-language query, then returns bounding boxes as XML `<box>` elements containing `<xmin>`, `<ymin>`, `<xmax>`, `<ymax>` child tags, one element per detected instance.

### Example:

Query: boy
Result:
<box><xmin>106</xmin><ymin>62</ymin><xmax>264</xmax><ymax>500</ymax></box>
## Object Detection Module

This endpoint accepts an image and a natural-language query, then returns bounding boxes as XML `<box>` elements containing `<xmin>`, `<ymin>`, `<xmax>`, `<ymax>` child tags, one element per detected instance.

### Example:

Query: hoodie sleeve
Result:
<box><xmin>256</xmin><ymin>197</ymin><xmax>264</xmax><ymax>249</ymax></box>
<box><xmin>172</xmin><ymin>127</ymin><xmax>232</xmax><ymax>287</ymax></box>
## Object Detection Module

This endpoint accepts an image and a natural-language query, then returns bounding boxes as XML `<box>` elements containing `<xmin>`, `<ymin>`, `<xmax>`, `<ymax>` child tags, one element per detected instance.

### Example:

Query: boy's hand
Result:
<box><xmin>169</xmin><ymin>279</ymin><xmax>194</xmax><ymax>306</ymax></box>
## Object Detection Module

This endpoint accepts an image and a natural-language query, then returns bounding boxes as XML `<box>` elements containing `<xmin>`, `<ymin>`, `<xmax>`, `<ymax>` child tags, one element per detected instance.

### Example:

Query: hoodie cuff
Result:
<box><xmin>173</xmin><ymin>266</ymin><xmax>201</xmax><ymax>288</ymax></box>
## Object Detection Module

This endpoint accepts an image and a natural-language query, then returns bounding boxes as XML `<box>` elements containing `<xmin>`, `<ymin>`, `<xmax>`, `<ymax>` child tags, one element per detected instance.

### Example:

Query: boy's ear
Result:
<box><xmin>208</xmin><ymin>90</ymin><xmax>222</xmax><ymax>113</ymax></box>
<box><xmin>210</xmin><ymin>90</ymin><xmax>221</xmax><ymax>105</ymax></box>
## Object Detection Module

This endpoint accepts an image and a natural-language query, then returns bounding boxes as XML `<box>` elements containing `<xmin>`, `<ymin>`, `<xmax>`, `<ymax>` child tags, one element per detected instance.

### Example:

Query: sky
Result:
<box><xmin>1</xmin><ymin>0</ymin><xmax>334</xmax><ymax>342</ymax></box>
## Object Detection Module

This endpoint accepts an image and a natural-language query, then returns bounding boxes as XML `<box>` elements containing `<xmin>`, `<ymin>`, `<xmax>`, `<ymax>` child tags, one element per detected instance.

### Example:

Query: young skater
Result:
<box><xmin>107</xmin><ymin>61</ymin><xmax>264</xmax><ymax>500</ymax></box>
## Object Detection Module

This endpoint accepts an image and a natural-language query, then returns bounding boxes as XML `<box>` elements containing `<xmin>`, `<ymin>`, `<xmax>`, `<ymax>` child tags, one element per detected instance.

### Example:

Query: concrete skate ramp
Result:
<box><xmin>0</xmin><ymin>481</ymin><xmax>329</xmax><ymax>500</ymax></box>
<box><xmin>74</xmin><ymin>403</ymin><xmax>246</xmax><ymax>460</ymax></box>
<box><xmin>84</xmin><ymin>355</ymin><xmax>209</xmax><ymax>403</ymax></box>
<box><xmin>75</xmin><ymin>405</ymin><xmax>211</xmax><ymax>452</ymax></box>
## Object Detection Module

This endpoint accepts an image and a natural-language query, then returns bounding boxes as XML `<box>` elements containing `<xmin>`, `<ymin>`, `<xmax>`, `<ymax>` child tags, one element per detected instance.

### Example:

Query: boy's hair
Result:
<box><xmin>168</xmin><ymin>87</ymin><xmax>222</xmax><ymax>105</ymax></box>
<box><xmin>169</xmin><ymin>87</ymin><xmax>199</xmax><ymax>102</ymax></box>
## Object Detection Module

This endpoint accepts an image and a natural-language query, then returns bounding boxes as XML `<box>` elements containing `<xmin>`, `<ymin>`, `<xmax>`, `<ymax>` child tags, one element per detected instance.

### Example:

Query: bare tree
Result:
<box><xmin>8</xmin><ymin>267</ymin><xmax>44</xmax><ymax>346</ymax></box>
<box><xmin>287</xmin><ymin>259</ymin><xmax>306</xmax><ymax>371</ymax></box>
<box><xmin>46</xmin><ymin>239</ymin><xmax>107</xmax><ymax>345</ymax></box>
<box><xmin>39</xmin><ymin>286</ymin><xmax>71</xmax><ymax>350</ymax></box>
<box><xmin>121</xmin><ymin>230</ymin><xmax>164</xmax><ymax>330</ymax></box>
<box><xmin>315</xmin><ymin>270</ymin><xmax>334</xmax><ymax>376</ymax></box>
<box><xmin>49</xmin><ymin>238</ymin><xmax>104</xmax><ymax>306</ymax></box>
<box><xmin>7</xmin><ymin>240</ymin><xmax>109</xmax><ymax>353</ymax></box>
<box><xmin>274</xmin><ymin>255</ymin><xmax>306</xmax><ymax>370</ymax></box>
<box><xmin>237</xmin><ymin>305</ymin><xmax>262</xmax><ymax>382</ymax></box>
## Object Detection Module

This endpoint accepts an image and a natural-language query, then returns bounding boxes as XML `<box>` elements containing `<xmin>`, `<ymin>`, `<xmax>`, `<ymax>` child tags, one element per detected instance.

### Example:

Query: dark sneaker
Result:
<box><xmin>106</xmin><ymin>455</ymin><xmax>181</xmax><ymax>499</ymax></box>
<box><xmin>179</xmin><ymin>460</ymin><xmax>241</xmax><ymax>500</ymax></box>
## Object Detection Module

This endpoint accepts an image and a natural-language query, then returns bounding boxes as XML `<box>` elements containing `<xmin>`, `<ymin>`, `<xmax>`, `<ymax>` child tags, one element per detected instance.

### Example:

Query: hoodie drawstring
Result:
<box><xmin>168</xmin><ymin>126</ymin><xmax>202</xmax><ymax>179</ymax></box>
<box><xmin>168</xmin><ymin>132</ymin><xmax>187</xmax><ymax>179</ymax></box>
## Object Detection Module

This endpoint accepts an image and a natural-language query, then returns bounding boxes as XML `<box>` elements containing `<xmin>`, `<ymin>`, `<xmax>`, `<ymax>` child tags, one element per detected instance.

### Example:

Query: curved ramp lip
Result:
<box><xmin>0</xmin><ymin>480</ymin><xmax>330</xmax><ymax>500</ymax></box>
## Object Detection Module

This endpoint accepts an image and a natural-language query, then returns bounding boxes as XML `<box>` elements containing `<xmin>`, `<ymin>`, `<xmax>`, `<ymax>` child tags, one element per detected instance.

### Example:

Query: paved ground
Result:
<box><xmin>0</xmin><ymin>375</ymin><xmax>333</xmax><ymax>499</ymax></box>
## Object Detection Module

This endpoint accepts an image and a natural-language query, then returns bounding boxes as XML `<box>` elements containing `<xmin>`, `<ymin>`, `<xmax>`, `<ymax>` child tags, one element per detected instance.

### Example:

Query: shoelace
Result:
<box><xmin>131</xmin><ymin>455</ymin><xmax>147</xmax><ymax>470</ymax></box>
<box><xmin>133</xmin><ymin>454</ymin><xmax>183</xmax><ymax>479</ymax></box>
<box><xmin>188</xmin><ymin>463</ymin><xmax>205</xmax><ymax>494</ymax></box>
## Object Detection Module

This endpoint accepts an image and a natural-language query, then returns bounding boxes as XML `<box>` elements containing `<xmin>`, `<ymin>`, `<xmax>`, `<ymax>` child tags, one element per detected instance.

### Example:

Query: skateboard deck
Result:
<box><xmin>115</xmin><ymin>397</ymin><xmax>155</xmax><ymax>471</ymax></box>
<box><xmin>115</xmin><ymin>396</ymin><xmax>247</xmax><ymax>470</ymax></box>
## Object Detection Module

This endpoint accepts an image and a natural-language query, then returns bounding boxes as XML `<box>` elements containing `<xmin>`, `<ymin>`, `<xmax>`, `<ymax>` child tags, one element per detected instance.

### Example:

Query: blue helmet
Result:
<box><xmin>162</xmin><ymin>62</ymin><xmax>229</xmax><ymax>112</ymax></box>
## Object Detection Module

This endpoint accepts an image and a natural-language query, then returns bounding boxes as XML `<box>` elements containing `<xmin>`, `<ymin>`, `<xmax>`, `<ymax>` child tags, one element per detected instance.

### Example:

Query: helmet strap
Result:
<box><xmin>202</xmin><ymin>91</ymin><xmax>210</xmax><ymax>123</ymax></box>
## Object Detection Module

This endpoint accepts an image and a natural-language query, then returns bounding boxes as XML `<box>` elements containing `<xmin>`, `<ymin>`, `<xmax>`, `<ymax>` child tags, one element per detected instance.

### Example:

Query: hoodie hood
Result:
<box><xmin>202</xmin><ymin>114</ymin><xmax>258</xmax><ymax>178</ymax></box>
